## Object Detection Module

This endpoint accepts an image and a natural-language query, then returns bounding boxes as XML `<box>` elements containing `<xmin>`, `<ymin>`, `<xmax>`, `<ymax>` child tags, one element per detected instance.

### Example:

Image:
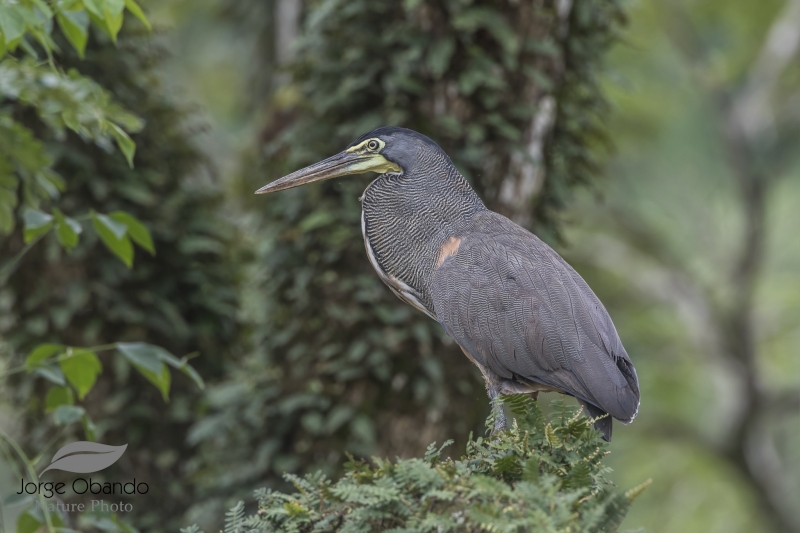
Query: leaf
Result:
<box><xmin>109</xmin><ymin>123</ymin><xmax>136</xmax><ymax>167</ymax></box>
<box><xmin>118</xmin><ymin>342</ymin><xmax>203</xmax><ymax>390</ymax></box>
<box><xmin>22</xmin><ymin>208</ymin><xmax>53</xmax><ymax>243</ymax></box>
<box><xmin>26</xmin><ymin>343</ymin><xmax>64</xmax><ymax>368</ymax></box>
<box><xmin>52</xmin><ymin>404</ymin><xmax>85</xmax><ymax>425</ymax></box>
<box><xmin>41</xmin><ymin>441</ymin><xmax>127</xmax><ymax>475</ymax></box>
<box><xmin>92</xmin><ymin>212</ymin><xmax>134</xmax><ymax>267</ymax></box>
<box><xmin>124</xmin><ymin>0</ymin><xmax>151</xmax><ymax>30</ymax></box>
<box><xmin>56</xmin><ymin>9</ymin><xmax>89</xmax><ymax>58</ymax></box>
<box><xmin>54</xmin><ymin>208</ymin><xmax>82</xmax><ymax>250</ymax></box>
<box><xmin>59</xmin><ymin>349</ymin><xmax>102</xmax><ymax>400</ymax></box>
<box><xmin>45</xmin><ymin>386</ymin><xmax>74</xmax><ymax>412</ymax></box>
<box><xmin>30</xmin><ymin>0</ymin><xmax>53</xmax><ymax>19</ymax></box>
<box><xmin>0</xmin><ymin>6</ymin><xmax>26</xmax><ymax>45</ymax></box>
<box><xmin>16</xmin><ymin>509</ymin><xmax>41</xmax><ymax>533</ymax></box>
<box><xmin>134</xmin><ymin>361</ymin><xmax>171</xmax><ymax>401</ymax></box>
<box><xmin>110</xmin><ymin>211</ymin><xmax>154</xmax><ymax>254</ymax></box>
<box><xmin>177</xmin><ymin>362</ymin><xmax>204</xmax><ymax>390</ymax></box>
<box><xmin>82</xmin><ymin>413</ymin><xmax>97</xmax><ymax>441</ymax></box>
<box><xmin>104</xmin><ymin>7</ymin><xmax>123</xmax><ymax>41</ymax></box>
<box><xmin>116</xmin><ymin>342</ymin><xmax>164</xmax><ymax>374</ymax></box>
<box><xmin>105</xmin><ymin>0</ymin><xmax>126</xmax><ymax>15</ymax></box>
<box><xmin>81</xmin><ymin>0</ymin><xmax>104</xmax><ymax>18</ymax></box>
<box><xmin>34</xmin><ymin>365</ymin><xmax>66</xmax><ymax>386</ymax></box>
<box><xmin>94</xmin><ymin>212</ymin><xmax>127</xmax><ymax>239</ymax></box>
<box><xmin>116</xmin><ymin>342</ymin><xmax>176</xmax><ymax>398</ymax></box>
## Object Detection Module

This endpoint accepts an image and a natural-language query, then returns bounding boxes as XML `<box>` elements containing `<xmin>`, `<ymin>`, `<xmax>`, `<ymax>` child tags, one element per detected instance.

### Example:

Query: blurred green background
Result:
<box><xmin>1</xmin><ymin>0</ymin><xmax>799</xmax><ymax>532</ymax></box>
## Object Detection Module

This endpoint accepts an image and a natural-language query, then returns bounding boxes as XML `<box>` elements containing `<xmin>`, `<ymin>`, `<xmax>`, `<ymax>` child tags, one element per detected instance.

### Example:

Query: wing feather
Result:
<box><xmin>430</xmin><ymin>212</ymin><xmax>640</xmax><ymax>423</ymax></box>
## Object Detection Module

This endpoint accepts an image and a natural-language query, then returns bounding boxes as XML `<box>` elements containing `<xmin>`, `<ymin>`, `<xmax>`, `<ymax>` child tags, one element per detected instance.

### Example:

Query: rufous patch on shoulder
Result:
<box><xmin>436</xmin><ymin>236</ymin><xmax>462</xmax><ymax>268</ymax></box>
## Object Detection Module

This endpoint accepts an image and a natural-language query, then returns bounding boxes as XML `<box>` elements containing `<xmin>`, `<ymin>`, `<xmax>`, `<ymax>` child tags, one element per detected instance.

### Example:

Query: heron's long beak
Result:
<box><xmin>255</xmin><ymin>150</ymin><xmax>401</xmax><ymax>194</ymax></box>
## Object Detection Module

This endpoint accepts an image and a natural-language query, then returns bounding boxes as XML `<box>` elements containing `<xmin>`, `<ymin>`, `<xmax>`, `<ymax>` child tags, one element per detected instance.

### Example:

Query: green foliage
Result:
<box><xmin>0</xmin><ymin>0</ymin><xmax>148</xmax><ymax>237</ymax></box>
<box><xmin>190</xmin><ymin>398</ymin><xmax>642</xmax><ymax>533</ymax></box>
<box><xmin>1</xmin><ymin>5</ymin><xmax>242</xmax><ymax>533</ymax></box>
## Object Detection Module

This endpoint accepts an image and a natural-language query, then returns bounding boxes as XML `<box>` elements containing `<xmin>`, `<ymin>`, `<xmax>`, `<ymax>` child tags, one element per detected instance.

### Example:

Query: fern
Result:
<box><xmin>224</xmin><ymin>501</ymin><xmax>246</xmax><ymax>533</ymax></box>
<box><xmin>193</xmin><ymin>396</ymin><xmax>646</xmax><ymax>532</ymax></box>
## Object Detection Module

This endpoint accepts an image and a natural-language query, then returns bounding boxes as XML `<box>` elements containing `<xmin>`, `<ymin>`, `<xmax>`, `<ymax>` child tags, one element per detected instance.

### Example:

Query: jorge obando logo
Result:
<box><xmin>16</xmin><ymin>441</ymin><xmax>148</xmax><ymax>513</ymax></box>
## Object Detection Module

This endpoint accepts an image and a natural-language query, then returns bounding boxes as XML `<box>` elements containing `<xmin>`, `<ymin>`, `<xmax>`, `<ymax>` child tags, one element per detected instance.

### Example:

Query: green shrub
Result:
<box><xmin>187</xmin><ymin>396</ymin><xmax>648</xmax><ymax>533</ymax></box>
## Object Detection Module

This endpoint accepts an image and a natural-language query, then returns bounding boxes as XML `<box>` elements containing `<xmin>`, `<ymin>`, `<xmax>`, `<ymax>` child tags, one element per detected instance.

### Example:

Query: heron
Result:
<box><xmin>256</xmin><ymin>127</ymin><xmax>640</xmax><ymax>441</ymax></box>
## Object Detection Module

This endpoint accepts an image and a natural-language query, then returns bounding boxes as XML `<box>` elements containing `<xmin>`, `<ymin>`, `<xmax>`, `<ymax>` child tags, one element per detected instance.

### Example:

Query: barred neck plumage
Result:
<box><xmin>360</xmin><ymin>147</ymin><xmax>486</xmax><ymax>315</ymax></box>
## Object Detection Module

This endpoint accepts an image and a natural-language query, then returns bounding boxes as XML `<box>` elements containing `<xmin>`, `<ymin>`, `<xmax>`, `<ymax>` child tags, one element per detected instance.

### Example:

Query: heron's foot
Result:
<box><xmin>491</xmin><ymin>409</ymin><xmax>508</xmax><ymax>435</ymax></box>
<box><xmin>487</xmin><ymin>382</ymin><xmax>508</xmax><ymax>436</ymax></box>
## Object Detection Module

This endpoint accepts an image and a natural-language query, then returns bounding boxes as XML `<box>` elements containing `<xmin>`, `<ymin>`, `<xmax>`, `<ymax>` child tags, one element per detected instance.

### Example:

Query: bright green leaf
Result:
<box><xmin>22</xmin><ymin>208</ymin><xmax>53</xmax><ymax>243</ymax></box>
<box><xmin>26</xmin><ymin>344</ymin><xmax>64</xmax><ymax>368</ymax></box>
<box><xmin>59</xmin><ymin>349</ymin><xmax>102</xmax><ymax>400</ymax></box>
<box><xmin>105</xmin><ymin>0</ymin><xmax>126</xmax><ymax>14</ymax></box>
<box><xmin>81</xmin><ymin>0</ymin><xmax>104</xmax><ymax>18</ymax></box>
<box><xmin>45</xmin><ymin>386</ymin><xmax>74</xmax><ymax>412</ymax></box>
<box><xmin>124</xmin><ymin>0</ymin><xmax>151</xmax><ymax>30</ymax></box>
<box><xmin>56</xmin><ymin>9</ymin><xmax>89</xmax><ymax>58</ymax></box>
<box><xmin>16</xmin><ymin>509</ymin><xmax>41</xmax><ymax>533</ymax></box>
<box><xmin>0</xmin><ymin>6</ymin><xmax>26</xmax><ymax>45</ymax></box>
<box><xmin>92</xmin><ymin>212</ymin><xmax>134</xmax><ymax>267</ymax></box>
<box><xmin>54</xmin><ymin>208</ymin><xmax>82</xmax><ymax>250</ymax></box>
<box><xmin>52</xmin><ymin>404</ymin><xmax>86</xmax><ymax>425</ymax></box>
<box><xmin>110</xmin><ymin>211</ymin><xmax>154</xmax><ymax>254</ymax></box>
<box><xmin>104</xmin><ymin>7</ymin><xmax>123</xmax><ymax>41</ymax></box>
<box><xmin>109</xmin><ymin>123</ymin><xmax>136</xmax><ymax>167</ymax></box>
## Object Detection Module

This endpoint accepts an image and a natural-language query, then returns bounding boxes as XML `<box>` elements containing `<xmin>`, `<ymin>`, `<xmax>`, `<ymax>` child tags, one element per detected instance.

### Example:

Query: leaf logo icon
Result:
<box><xmin>41</xmin><ymin>442</ymin><xmax>128</xmax><ymax>475</ymax></box>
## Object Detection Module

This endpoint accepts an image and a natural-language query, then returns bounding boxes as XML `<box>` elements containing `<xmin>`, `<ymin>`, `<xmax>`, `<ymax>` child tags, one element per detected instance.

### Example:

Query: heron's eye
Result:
<box><xmin>367</xmin><ymin>140</ymin><xmax>379</xmax><ymax>151</ymax></box>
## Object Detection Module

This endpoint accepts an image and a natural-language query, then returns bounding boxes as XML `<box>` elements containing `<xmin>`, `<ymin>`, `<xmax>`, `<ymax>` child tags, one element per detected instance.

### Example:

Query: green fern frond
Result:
<box><xmin>224</xmin><ymin>501</ymin><xmax>246</xmax><ymax>533</ymax></box>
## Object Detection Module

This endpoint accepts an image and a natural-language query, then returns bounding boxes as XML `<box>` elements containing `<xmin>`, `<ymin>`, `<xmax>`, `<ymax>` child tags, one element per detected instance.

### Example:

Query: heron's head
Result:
<box><xmin>255</xmin><ymin>127</ymin><xmax>445</xmax><ymax>194</ymax></box>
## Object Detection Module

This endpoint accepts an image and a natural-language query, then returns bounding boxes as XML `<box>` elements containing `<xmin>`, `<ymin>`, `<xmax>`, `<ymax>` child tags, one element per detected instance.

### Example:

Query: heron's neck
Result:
<box><xmin>360</xmin><ymin>159</ymin><xmax>485</xmax><ymax>311</ymax></box>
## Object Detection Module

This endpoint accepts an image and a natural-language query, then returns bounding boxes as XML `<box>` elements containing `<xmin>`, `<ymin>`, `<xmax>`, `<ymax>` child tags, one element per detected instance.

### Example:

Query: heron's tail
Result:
<box><xmin>578</xmin><ymin>400</ymin><xmax>612</xmax><ymax>442</ymax></box>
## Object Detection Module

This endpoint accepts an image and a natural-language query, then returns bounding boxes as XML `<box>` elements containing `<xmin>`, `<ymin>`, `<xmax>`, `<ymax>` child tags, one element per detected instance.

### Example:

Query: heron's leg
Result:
<box><xmin>487</xmin><ymin>383</ymin><xmax>507</xmax><ymax>433</ymax></box>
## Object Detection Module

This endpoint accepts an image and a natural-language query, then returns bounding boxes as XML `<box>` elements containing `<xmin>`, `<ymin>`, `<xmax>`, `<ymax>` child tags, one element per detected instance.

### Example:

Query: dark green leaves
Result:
<box><xmin>91</xmin><ymin>211</ymin><xmax>154</xmax><ymax>267</ymax></box>
<box><xmin>109</xmin><ymin>211</ymin><xmax>155</xmax><ymax>254</ymax></box>
<box><xmin>109</xmin><ymin>122</ymin><xmax>136</xmax><ymax>167</ymax></box>
<box><xmin>117</xmin><ymin>342</ymin><xmax>203</xmax><ymax>400</ymax></box>
<box><xmin>25</xmin><ymin>342</ymin><xmax>202</xmax><ymax>407</ymax></box>
<box><xmin>22</xmin><ymin>208</ymin><xmax>53</xmax><ymax>243</ymax></box>
<box><xmin>53</xmin><ymin>208</ymin><xmax>82</xmax><ymax>249</ymax></box>
<box><xmin>199</xmin><ymin>398</ymin><xmax>640</xmax><ymax>533</ymax></box>
<box><xmin>92</xmin><ymin>212</ymin><xmax>133</xmax><ymax>267</ymax></box>
<box><xmin>16</xmin><ymin>208</ymin><xmax>154</xmax><ymax>263</ymax></box>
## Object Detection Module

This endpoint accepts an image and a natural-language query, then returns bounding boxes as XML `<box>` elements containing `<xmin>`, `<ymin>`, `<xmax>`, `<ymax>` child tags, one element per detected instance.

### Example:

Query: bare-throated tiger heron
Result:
<box><xmin>256</xmin><ymin>127</ymin><xmax>640</xmax><ymax>441</ymax></box>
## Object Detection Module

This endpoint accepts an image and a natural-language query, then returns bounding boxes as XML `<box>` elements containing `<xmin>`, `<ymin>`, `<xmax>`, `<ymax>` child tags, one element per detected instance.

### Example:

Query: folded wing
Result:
<box><xmin>430</xmin><ymin>212</ymin><xmax>640</xmax><ymax>434</ymax></box>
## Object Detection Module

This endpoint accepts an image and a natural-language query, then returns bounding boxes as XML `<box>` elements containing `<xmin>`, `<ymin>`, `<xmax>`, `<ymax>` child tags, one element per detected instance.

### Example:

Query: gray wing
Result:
<box><xmin>430</xmin><ymin>212</ymin><xmax>640</xmax><ymax>424</ymax></box>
